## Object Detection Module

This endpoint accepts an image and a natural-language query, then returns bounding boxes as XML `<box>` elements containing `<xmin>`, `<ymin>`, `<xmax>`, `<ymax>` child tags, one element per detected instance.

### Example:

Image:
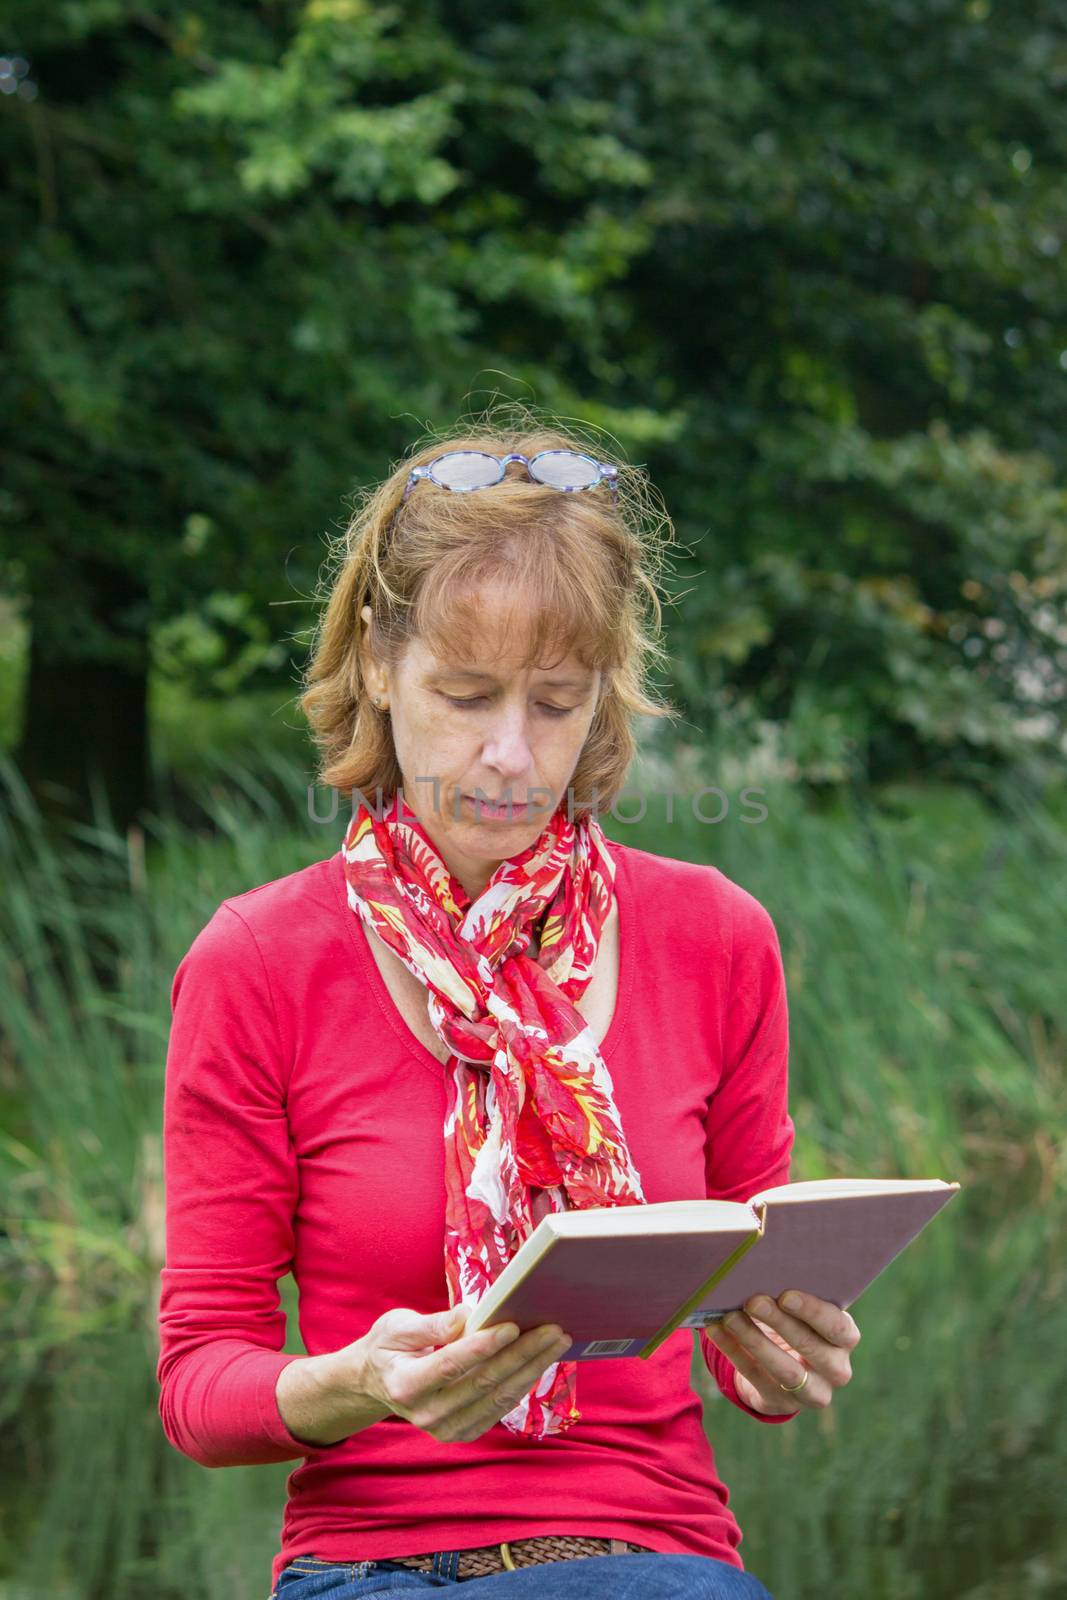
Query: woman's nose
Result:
<box><xmin>481</xmin><ymin>706</ymin><xmax>536</xmax><ymax>769</ymax></box>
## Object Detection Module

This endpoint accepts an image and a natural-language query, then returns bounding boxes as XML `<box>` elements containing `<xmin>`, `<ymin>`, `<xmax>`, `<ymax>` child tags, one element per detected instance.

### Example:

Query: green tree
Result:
<box><xmin>3</xmin><ymin>1</ymin><xmax>1066</xmax><ymax>831</ymax></box>
<box><xmin>530</xmin><ymin>0</ymin><xmax>1067</xmax><ymax>786</ymax></box>
<box><xmin>0</xmin><ymin>0</ymin><xmax>659</xmax><ymax>830</ymax></box>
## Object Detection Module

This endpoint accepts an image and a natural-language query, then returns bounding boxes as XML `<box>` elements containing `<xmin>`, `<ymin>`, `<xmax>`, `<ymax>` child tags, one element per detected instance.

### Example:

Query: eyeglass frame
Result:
<box><xmin>401</xmin><ymin>450</ymin><xmax>620</xmax><ymax>508</ymax></box>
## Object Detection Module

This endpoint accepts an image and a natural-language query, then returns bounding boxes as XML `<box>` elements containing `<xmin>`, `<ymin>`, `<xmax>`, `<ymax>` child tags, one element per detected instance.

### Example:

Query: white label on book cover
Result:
<box><xmin>573</xmin><ymin>1337</ymin><xmax>643</xmax><ymax>1357</ymax></box>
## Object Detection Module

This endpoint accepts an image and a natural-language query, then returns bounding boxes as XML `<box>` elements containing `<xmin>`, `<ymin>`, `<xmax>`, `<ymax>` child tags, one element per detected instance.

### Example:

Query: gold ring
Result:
<box><xmin>500</xmin><ymin>1541</ymin><xmax>517</xmax><ymax>1570</ymax></box>
<box><xmin>779</xmin><ymin>1367</ymin><xmax>810</xmax><ymax>1394</ymax></box>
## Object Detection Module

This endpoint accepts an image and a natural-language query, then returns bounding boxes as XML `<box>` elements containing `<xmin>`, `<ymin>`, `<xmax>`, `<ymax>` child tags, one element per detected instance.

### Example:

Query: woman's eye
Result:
<box><xmin>444</xmin><ymin>695</ymin><xmax>573</xmax><ymax>719</ymax></box>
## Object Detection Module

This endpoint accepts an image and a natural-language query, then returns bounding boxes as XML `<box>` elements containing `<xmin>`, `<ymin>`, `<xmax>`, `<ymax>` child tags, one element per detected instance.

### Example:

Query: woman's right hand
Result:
<box><xmin>350</xmin><ymin>1305</ymin><xmax>571</xmax><ymax>1444</ymax></box>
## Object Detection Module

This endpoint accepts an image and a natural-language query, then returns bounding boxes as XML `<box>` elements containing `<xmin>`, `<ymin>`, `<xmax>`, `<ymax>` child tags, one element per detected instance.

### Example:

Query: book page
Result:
<box><xmin>752</xmin><ymin>1177</ymin><xmax>956</xmax><ymax>1205</ymax></box>
<box><xmin>542</xmin><ymin>1197</ymin><xmax>754</xmax><ymax>1234</ymax></box>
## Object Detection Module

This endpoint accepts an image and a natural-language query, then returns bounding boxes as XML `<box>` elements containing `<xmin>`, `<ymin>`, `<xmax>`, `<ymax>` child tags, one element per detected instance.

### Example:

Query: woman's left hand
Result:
<box><xmin>704</xmin><ymin>1289</ymin><xmax>861</xmax><ymax>1415</ymax></box>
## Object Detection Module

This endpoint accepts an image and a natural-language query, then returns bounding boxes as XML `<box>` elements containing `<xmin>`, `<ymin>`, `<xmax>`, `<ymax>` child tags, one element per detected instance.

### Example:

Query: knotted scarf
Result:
<box><xmin>340</xmin><ymin>789</ymin><xmax>647</xmax><ymax>1439</ymax></box>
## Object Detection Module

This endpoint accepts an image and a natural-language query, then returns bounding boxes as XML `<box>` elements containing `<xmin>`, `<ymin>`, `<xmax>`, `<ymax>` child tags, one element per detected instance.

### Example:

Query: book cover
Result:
<box><xmin>462</xmin><ymin>1179</ymin><xmax>960</xmax><ymax>1361</ymax></box>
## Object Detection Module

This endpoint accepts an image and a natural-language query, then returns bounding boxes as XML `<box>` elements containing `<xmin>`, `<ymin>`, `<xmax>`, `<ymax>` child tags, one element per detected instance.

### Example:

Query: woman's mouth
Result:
<box><xmin>463</xmin><ymin>794</ymin><xmax>532</xmax><ymax>820</ymax></box>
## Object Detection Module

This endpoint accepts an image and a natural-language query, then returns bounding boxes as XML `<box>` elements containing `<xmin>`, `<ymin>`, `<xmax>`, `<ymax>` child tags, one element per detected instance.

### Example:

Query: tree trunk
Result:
<box><xmin>16</xmin><ymin>558</ymin><xmax>152</xmax><ymax>838</ymax></box>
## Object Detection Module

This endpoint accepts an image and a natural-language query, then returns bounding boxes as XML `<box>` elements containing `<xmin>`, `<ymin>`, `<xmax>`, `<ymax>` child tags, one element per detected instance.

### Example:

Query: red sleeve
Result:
<box><xmin>156</xmin><ymin>903</ymin><xmax>337</xmax><ymax>1466</ymax></box>
<box><xmin>698</xmin><ymin>883</ymin><xmax>800</xmax><ymax>1423</ymax></box>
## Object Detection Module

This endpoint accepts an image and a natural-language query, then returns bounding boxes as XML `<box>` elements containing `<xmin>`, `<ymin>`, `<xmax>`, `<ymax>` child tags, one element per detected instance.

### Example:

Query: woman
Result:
<box><xmin>156</xmin><ymin>423</ymin><xmax>861</xmax><ymax>1600</ymax></box>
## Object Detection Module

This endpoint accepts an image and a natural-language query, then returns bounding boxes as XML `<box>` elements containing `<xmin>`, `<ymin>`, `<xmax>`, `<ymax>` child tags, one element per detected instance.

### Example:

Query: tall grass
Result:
<box><xmin>0</xmin><ymin>741</ymin><xmax>1064</xmax><ymax>1599</ymax></box>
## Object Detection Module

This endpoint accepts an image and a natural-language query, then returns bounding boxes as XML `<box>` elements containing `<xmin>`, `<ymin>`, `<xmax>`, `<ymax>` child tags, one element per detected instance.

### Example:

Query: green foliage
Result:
<box><xmin>1</xmin><ymin>0</ymin><xmax>1066</xmax><ymax>796</ymax></box>
<box><xmin>152</xmin><ymin>589</ymin><xmax>289</xmax><ymax>696</ymax></box>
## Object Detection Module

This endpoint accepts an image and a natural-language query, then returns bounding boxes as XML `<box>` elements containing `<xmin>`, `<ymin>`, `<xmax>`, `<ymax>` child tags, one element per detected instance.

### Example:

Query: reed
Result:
<box><xmin>1</xmin><ymin>743</ymin><xmax>1063</xmax><ymax>1599</ymax></box>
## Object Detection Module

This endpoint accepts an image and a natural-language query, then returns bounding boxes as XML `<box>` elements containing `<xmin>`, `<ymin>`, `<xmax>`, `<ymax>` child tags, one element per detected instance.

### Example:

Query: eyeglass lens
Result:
<box><xmin>431</xmin><ymin>452</ymin><xmax>503</xmax><ymax>490</ymax></box>
<box><xmin>530</xmin><ymin>451</ymin><xmax>601</xmax><ymax>489</ymax></box>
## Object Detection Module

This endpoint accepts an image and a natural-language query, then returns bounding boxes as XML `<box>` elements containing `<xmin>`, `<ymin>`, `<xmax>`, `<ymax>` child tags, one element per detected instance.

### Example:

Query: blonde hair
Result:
<box><xmin>299</xmin><ymin>402</ymin><xmax>682</xmax><ymax>817</ymax></box>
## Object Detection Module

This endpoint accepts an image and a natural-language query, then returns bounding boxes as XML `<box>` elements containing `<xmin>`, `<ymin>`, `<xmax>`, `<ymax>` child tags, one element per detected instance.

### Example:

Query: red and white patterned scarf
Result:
<box><xmin>340</xmin><ymin>790</ymin><xmax>646</xmax><ymax>1438</ymax></box>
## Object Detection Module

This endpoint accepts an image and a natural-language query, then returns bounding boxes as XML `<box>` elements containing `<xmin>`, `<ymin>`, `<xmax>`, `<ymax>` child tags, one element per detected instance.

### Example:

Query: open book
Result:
<box><xmin>461</xmin><ymin>1178</ymin><xmax>961</xmax><ymax>1361</ymax></box>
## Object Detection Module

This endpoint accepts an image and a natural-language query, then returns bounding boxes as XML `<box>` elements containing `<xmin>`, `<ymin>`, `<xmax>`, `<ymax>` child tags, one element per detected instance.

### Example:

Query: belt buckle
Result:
<box><xmin>499</xmin><ymin>1540</ymin><xmax>517</xmax><ymax>1571</ymax></box>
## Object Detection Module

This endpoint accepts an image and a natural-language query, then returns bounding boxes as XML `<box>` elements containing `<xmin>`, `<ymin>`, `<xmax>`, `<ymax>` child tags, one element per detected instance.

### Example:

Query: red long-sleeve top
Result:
<box><xmin>156</xmin><ymin>837</ymin><xmax>798</xmax><ymax>1593</ymax></box>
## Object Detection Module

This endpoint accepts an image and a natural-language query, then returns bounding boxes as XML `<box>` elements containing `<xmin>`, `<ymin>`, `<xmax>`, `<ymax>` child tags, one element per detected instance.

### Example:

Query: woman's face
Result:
<box><xmin>360</xmin><ymin>588</ymin><xmax>601</xmax><ymax>901</ymax></box>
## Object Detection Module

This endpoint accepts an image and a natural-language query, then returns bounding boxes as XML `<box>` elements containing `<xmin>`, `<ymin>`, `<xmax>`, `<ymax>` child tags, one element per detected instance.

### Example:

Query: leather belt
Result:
<box><xmin>386</xmin><ymin>1535</ymin><xmax>657</xmax><ymax>1580</ymax></box>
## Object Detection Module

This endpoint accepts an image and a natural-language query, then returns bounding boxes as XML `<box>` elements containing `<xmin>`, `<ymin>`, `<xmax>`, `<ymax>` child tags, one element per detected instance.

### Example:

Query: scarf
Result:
<box><xmin>340</xmin><ymin>789</ymin><xmax>647</xmax><ymax>1439</ymax></box>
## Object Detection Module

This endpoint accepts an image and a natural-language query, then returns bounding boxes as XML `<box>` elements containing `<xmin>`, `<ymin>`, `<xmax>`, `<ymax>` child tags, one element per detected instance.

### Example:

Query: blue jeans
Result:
<box><xmin>270</xmin><ymin>1550</ymin><xmax>774</xmax><ymax>1599</ymax></box>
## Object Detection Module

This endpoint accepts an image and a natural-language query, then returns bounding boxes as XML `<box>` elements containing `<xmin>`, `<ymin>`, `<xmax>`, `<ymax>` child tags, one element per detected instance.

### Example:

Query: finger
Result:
<box><xmin>706</xmin><ymin>1320</ymin><xmax>826</xmax><ymax>1411</ymax></box>
<box><xmin>435</xmin><ymin>1331</ymin><xmax>569</xmax><ymax>1438</ymax></box>
<box><xmin>715</xmin><ymin>1312</ymin><xmax>830</xmax><ymax>1406</ymax></box>
<box><xmin>458</xmin><ymin>1337</ymin><xmax>563</xmax><ymax>1425</ymax></box>
<box><xmin>390</xmin><ymin>1322</ymin><xmax>524</xmax><ymax>1405</ymax></box>
<box><xmin>738</xmin><ymin>1297</ymin><xmax>852</xmax><ymax>1383</ymax></box>
<box><xmin>770</xmin><ymin>1291</ymin><xmax>861</xmax><ymax>1350</ymax></box>
<box><xmin>748</xmin><ymin>1308</ymin><xmax>853</xmax><ymax>1390</ymax></box>
<box><xmin>464</xmin><ymin>1325</ymin><xmax>566</xmax><ymax>1397</ymax></box>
